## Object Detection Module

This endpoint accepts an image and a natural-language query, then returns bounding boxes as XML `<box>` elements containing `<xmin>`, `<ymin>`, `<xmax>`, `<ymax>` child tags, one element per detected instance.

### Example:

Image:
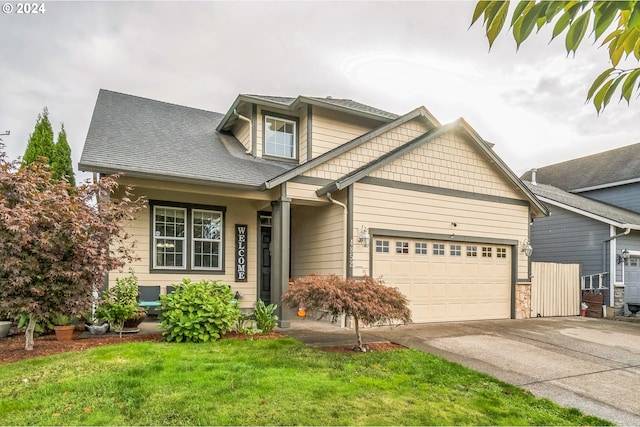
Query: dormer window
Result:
<box><xmin>264</xmin><ymin>114</ymin><xmax>297</xmax><ymax>159</ymax></box>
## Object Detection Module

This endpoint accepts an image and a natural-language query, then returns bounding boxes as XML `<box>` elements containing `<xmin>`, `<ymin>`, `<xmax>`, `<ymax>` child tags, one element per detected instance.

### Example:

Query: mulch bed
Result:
<box><xmin>1</xmin><ymin>330</ymin><xmax>403</xmax><ymax>365</ymax></box>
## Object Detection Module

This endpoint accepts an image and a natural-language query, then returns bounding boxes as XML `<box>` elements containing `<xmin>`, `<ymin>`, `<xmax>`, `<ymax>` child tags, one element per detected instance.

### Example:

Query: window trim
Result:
<box><xmin>150</xmin><ymin>201</ymin><xmax>226</xmax><ymax>273</ymax></box>
<box><xmin>262</xmin><ymin>111</ymin><xmax>299</xmax><ymax>161</ymax></box>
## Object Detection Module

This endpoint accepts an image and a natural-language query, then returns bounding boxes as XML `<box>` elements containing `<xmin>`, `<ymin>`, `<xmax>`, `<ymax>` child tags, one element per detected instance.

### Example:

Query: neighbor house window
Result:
<box><xmin>415</xmin><ymin>242</ymin><xmax>428</xmax><ymax>255</ymax></box>
<box><xmin>152</xmin><ymin>203</ymin><xmax>225</xmax><ymax>271</ymax></box>
<box><xmin>433</xmin><ymin>243</ymin><xmax>445</xmax><ymax>256</ymax></box>
<box><xmin>376</xmin><ymin>240</ymin><xmax>389</xmax><ymax>253</ymax></box>
<box><xmin>496</xmin><ymin>248</ymin><xmax>507</xmax><ymax>258</ymax></box>
<box><xmin>264</xmin><ymin>115</ymin><xmax>296</xmax><ymax>159</ymax></box>
<box><xmin>450</xmin><ymin>245</ymin><xmax>461</xmax><ymax>257</ymax></box>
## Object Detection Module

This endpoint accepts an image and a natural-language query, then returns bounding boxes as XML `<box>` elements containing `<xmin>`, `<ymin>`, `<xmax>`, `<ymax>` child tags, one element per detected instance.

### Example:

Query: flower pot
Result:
<box><xmin>53</xmin><ymin>325</ymin><xmax>75</xmax><ymax>341</ymax></box>
<box><xmin>0</xmin><ymin>321</ymin><xmax>11</xmax><ymax>338</ymax></box>
<box><xmin>124</xmin><ymin>311</ymin><xmax>147</xmax><ymax>328</ymax></box>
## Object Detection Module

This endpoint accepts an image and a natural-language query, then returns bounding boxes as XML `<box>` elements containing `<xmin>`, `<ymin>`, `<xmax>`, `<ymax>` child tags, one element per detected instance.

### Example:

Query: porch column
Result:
<box><xmin>271</xmin><ymin>197</ymin><xmax>291</xmax><ymax>328</ymax></box>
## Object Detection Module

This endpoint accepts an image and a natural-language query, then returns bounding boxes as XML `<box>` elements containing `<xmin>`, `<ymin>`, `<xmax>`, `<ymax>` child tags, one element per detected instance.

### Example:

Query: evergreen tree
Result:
<box><xmin>52</xmin><ymin>124</ymin><xmax>75</xmax><ymax>186</ymax></box>
<box><xmin>22</xmin><ymin>107</ymin><xmax>54</xmax><ymax>167</ymax></box>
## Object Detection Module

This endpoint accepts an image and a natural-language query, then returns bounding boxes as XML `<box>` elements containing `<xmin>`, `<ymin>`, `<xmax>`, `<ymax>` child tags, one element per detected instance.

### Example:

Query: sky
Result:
<box><xmin>1</xmin><ymin>0</ymin><xmax>639</xmax><ymax>184</ymax></box>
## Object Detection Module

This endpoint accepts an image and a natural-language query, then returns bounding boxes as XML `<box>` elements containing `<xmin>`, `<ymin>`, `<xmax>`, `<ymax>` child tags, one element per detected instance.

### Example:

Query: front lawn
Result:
<box><xmin>0</xmin><ymin>338</ymin><xmax>610</xmax><ymax>426</ymax></box>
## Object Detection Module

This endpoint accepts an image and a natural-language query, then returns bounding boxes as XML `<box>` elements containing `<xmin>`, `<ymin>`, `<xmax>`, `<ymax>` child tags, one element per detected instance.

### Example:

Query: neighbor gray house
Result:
<box><xmin>521</xmin><ymin>143</ymin><xmax>640</xmax><ymax>315</ymax></box>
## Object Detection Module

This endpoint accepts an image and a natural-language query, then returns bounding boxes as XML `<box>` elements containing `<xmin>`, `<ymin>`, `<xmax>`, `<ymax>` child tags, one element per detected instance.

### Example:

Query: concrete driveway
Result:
<box><xmin>283</xmin><ymin>317</ymin><xmax>640</xmax><ymax>425</ymax></box>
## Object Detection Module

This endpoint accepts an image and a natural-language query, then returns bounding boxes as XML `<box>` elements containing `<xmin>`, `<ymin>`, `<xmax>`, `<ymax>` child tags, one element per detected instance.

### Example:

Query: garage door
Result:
<box><xmin>373</xmin><ymin>238</ymin><xmax>511</xmax><ymax>323</ymax></box>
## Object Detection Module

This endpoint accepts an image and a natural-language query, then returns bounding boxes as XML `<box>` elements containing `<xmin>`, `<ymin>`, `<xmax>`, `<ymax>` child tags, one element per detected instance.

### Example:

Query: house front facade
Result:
<box><xmin>521</xmin><ymin>144</ymin><xmax>640</xmax><ymax>316</ymax></box>
<box><xmin>80</xmin><ymin>90</ymin><xmax>546</xmax><ymax>326</ymax></box>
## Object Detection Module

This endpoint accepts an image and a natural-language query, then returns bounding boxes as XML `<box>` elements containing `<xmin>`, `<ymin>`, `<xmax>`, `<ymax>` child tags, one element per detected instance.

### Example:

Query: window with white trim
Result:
<box><xmin>192</xmin><ymin>209</ymin><xmax>223</xmax><ymax>269</ymax></box>
<box><xmin>154</xmin><ymin>206</ymin><xmax>186</xmax><ymax>269</ymax></box>
<box><xmin>152</xmin><ymin>203</ymin><xmax>224</xmax><ymax>271</ymax></box>
<box><xmin>264</xmin><ymin>115</ymin><xmax>296</xmax><ymax>159</ymax></box>
<box><xmin>466</xmin><ymin>246</ymin><xmax>477</xmax><ymax>257</ymax></box>
<box><xmin>415</xmin><ymin>242</ymin><xmax>428</xmax><ymax>255</ymax></box>
<box><xmin>496</xmin><ymin>248</ymin><xmax>507</xmax><ymax>258</ymax></box>
<box><xmin>482</xmin><ymin>246</ymin><xmax>492</xmax><ymax>258</ymax></box>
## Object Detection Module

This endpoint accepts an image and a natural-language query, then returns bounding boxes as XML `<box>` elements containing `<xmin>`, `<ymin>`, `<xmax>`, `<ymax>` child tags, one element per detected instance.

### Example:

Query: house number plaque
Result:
<box><xmin>235</xmin><ymin>224</ymin><xmax>248</xmax><ymax>282</ymax></box>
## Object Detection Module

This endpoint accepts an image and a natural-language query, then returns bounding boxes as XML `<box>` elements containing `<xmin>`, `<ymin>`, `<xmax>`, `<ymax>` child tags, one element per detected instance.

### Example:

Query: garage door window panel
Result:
<box><xmin>396</xmin><ymin>241</ymin><xmax>409</xmax><ymax>254</ymax></box>
<box><xmin>415</xmin><ymin>242</ymin><xmax>428</xmax><ymax>255</ymax></box>
<box><xmin>433</xmin><ymin>243</ymin><xmax>445</xmax><ymax>256</ymax></box>
<box><xmin>450</xmin><ymin>245</ymin><xmax>461</xmax><ymax>257</ymax></box>
<box><xmin>482</xmin><ymin>247</ymin><xmax>492</xmax><ymax>258</ymax></box>
<box><xmin>466</xmin><ymin>246</ymin><xmax>477</xmax><ymax>257</ymax></box>
<box><xmin>376</xmin><ymin>240</ymin><xmax>389</xmax><ymax>253</ymax></box>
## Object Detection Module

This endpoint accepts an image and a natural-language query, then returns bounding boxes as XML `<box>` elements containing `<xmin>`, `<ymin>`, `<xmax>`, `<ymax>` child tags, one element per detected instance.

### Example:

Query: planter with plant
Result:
<box><xmin>51</xmin><ymin>313</ymin><xmax>75</xmax><ymax>341</ymax></box>
<box><xmin>0</xmin><ymin>310</ymin><xmax>11</xmax><ymax>338</ymax></box>
<box><xmin>95</xmin><ymin>272</ymin><xmax>141</xmax><ymax>338</ymax></box>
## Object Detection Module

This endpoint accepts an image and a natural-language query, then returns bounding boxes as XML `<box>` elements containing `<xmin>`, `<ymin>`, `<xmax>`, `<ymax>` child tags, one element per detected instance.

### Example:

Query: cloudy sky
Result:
<box><xmin>1</xmin><ymin>1</ymin><xmax>639</xmax><ymax>183</ymax></box>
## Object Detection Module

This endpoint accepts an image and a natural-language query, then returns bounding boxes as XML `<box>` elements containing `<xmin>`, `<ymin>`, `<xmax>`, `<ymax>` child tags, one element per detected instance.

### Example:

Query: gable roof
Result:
<box><xmin>216</xmin><ymin>94</ymin><xmax>430</xmax><ymax>132</ymax></box>
<box><xmin>520</xmin><ymin>142</ymin><xmax>640</xmax><ymax>192</ymax></box>
<box><xmin>260</xmin><ymin>106</ymin><xmax>438</xmax><ymax>190</ymax></box>
<box><xmin>79</xmin><ymin>89</ymin><xmax>295</xmax><ymax>188</ymax></box>
<box><xmin>313</xmin><ymin>117</ymin><xmax>548</xmax><ymax>217</ymax></box>
<box><xmin>525</xmin><ymin>181</ymin><xmax>640</xmax><ymax>229</ymax></box>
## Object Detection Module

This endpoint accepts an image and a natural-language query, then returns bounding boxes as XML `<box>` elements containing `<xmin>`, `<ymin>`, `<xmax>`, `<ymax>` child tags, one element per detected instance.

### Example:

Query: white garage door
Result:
<box><xmin>373</xmin><ymin>238</ymin><xmax>512</xmax><ymax>323</ymax></box>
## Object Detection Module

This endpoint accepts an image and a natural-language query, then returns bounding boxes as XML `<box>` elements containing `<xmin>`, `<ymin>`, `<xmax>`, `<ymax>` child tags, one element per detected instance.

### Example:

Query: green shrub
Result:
<box><xmin>253</xmin><ymin>299</ymin><xmax>278</xmax><ymax>335</ymax></box>
<box><xmin>95</xmin><ymin>272</ymin><xmax>140</xmax><ymax>338</ymax></box>
<box><xmin>160</xmin><ymin>279</ymin><xmax>240</xmax><ymax>343</ymax></box>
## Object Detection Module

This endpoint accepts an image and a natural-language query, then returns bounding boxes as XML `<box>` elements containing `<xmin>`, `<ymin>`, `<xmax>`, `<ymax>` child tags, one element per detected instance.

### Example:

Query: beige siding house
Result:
<box><xmin>79</xmin><ymin>90</ymin><xmax>547</xmax><ymax>326</ymax></box>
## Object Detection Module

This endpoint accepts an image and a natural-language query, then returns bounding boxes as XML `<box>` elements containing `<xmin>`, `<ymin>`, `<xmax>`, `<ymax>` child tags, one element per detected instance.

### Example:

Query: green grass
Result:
<box><xmin>0</xmin><ymin>338</ymin><xmax>611</xmax><ymax>426</ymax></box>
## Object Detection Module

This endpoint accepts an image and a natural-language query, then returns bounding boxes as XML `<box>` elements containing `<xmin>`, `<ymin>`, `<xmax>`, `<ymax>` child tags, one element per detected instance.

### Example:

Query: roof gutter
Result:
<box><xmin>233</xmin><ymin>109</ymin><xmax>252</xmax><ymax>154</ymax></box>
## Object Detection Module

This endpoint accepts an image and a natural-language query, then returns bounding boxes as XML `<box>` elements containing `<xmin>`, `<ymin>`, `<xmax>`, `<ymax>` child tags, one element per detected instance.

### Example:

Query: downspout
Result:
<box><xmin>326</xmin><ymin>192</ymin><xmax>348</xmax><ymax>328</ymax></box>
<box><xmin>326</xmin><ymin>192</ymin><xmax>347</xmax><ymax>278</ymax></box>
<box><xmin>233</xmin><ymin>109</ymin><xmax>253</xmax><ymax>154</ymax></box>
<box><xmin>602</xmin><ymin>227</ymin><xmax>631</xmax><ymax>307</ymax></box>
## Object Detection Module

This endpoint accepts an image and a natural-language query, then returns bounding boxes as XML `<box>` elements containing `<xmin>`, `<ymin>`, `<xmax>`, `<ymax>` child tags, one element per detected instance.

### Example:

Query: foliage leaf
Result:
<box><xmin>565</xmin><ymin>10</ymin><xmax>591</xmax><ymax>54</ymax></box>
<box><xmin>587</xmin><ymin>67</ymin><xmax>616</xmax><ymax>99</ymax></box>
<box><xmin>621</xmin><ymin>68</ymin><xmax>640</xmax><ymax>103</ymax></box>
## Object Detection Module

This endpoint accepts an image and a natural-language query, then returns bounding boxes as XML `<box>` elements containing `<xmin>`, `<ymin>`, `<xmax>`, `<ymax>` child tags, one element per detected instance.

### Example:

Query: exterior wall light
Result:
<box><xmin>358</xmin><ymin>225</ymin><xmax>370</xmax><ymax>248</ymax></box>
<box><xmin>521</xmin><ymin>239</ymin><xmax>533</xmax><ymax>257</ymax></box>
<box><xmin>617</xmin><ymin>248</ymin><xmax>630</xmax><ymax>264</ymax></box>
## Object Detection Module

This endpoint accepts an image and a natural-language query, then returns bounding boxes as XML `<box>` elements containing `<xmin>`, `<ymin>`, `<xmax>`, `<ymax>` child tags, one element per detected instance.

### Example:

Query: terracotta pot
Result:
<box><xmin>54</xmin><ymin>325</ymin><xmax>75</xmax><ymax>341</ymax></box>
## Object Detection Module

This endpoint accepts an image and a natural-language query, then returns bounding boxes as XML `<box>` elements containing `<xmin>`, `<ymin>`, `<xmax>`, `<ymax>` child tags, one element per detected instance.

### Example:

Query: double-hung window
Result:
<box><xmin>264</xmin><ymin>114</ymin><xmax>296</xmax><ymax>159</ymax></box>
<box><xmin>154</xmin><ymin>206</ymin><xmax>186</xmax><ymax>269</ymax></box>
<box><xmin>153</xmin><ymin>203</ymin><xmax>224</xmax><ymax>271</ymax></box>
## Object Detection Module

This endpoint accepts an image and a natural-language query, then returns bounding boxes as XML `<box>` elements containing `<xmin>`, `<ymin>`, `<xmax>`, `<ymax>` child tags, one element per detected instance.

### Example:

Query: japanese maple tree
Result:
<box><xmin>0</xmin><ymin>148</ymin><xmax>145</xmax><ymax>350</ymax></box>
<box><xmin>282</xmin><ymin>274</ymin><xmax>412</xmax><ymax>351</ymax></box>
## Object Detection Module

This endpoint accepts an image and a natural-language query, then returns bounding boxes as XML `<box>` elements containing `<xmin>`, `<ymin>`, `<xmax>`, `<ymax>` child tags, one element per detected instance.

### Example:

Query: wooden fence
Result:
<box><xmin>530</xmin><ymin>262</ymin><xmax>580</xmax><ymax>317</ymax></box>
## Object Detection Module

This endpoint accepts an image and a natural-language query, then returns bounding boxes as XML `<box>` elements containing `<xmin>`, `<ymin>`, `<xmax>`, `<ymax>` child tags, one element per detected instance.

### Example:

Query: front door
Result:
<box><xmin>259</xmin><ymin>225</ymin><xmax>272</xmax><ymax>305</ymax></box>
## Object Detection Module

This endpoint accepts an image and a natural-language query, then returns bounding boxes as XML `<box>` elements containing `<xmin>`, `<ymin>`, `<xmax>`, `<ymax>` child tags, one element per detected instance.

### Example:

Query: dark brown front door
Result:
<box><xmin>260</xmin><ymin>227</ymin><xmax>272</xmax><ymax>304</ymax></box>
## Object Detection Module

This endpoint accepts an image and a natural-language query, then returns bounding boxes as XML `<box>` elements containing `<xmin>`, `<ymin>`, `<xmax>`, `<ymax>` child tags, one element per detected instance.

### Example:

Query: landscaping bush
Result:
<box><xmin>253</xmin><ymin>299</ymin><xmax>278</xmax><ymax>335</ymax></box>
<box><xmin>160</xmin><ymin>279</ymin><xmax>240</xmax><ymax>342</ymax></box>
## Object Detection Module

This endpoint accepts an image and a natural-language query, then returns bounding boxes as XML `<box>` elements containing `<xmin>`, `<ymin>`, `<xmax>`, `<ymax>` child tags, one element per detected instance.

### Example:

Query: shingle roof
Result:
<box><xmin>524</xmin><ymin>181</ymin><xmax>640</xmax><ymax>227</ymax></box>
<box><xmin>79</xmin><ymin>90</ymin><xmax>295</xmax><ymax>188</ymax></box>
<box><xmin>520</xmin><ymin>143</ymin><xmax>640</xmax><ymax>191</ymax></box>
<box><xmin>244</xmin><ymin>94</ymin><xmax>400</xmax><ymax>120</ymax></box>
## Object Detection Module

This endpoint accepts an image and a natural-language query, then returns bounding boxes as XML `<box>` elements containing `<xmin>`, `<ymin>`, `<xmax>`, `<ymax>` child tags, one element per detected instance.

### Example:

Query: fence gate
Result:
<box><xmin>531</xmin><ymin>262</ymin><xmax>580</xmax><ymax>317</ymax></box>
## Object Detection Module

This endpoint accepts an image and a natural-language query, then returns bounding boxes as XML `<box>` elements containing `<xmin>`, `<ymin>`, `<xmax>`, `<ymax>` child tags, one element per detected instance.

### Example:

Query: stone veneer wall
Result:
<box><xmin>614</xmin><ymin>284</ymin><xmax>625</xmax><ymax>316</ymax></box>
<box><xmin>515</xmin><ymin>282</ymin><xmax>531</xmax><ymax>319</ymax></box>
